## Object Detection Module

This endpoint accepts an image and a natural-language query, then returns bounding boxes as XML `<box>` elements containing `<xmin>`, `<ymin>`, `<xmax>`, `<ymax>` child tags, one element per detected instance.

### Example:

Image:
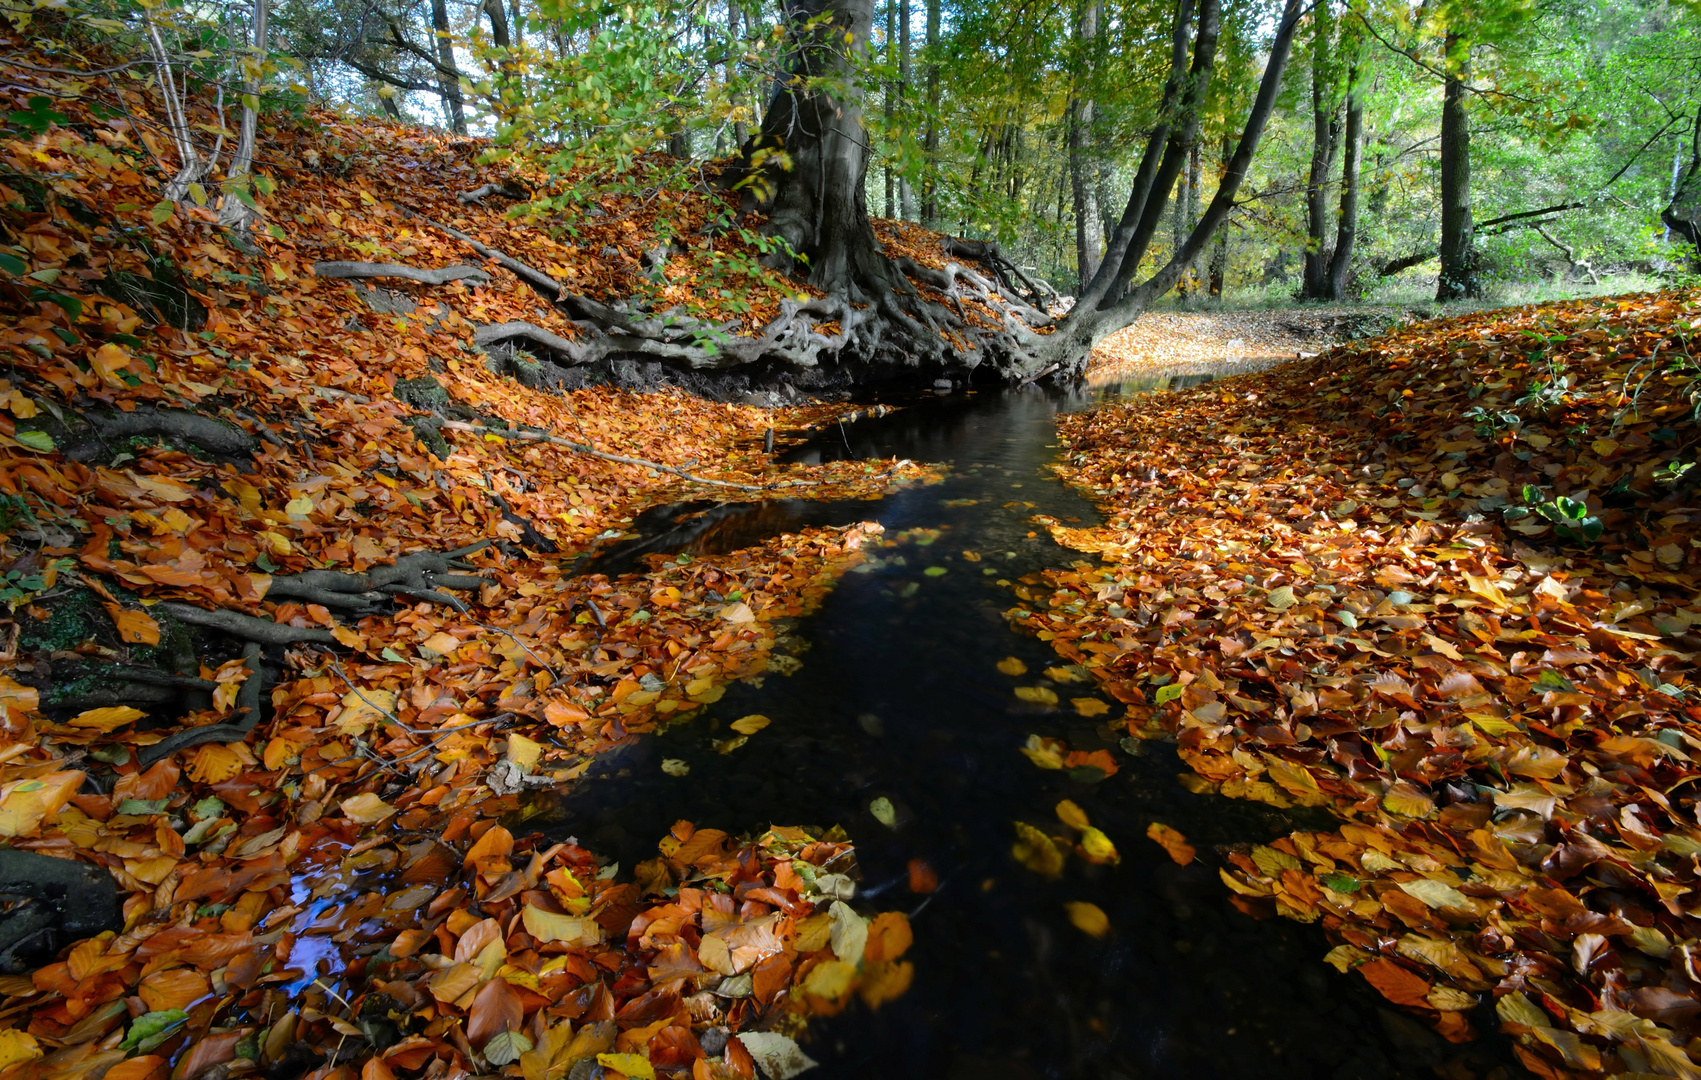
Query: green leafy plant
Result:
<box><xmin>1505</xmin><ymin>484</ymin><xmax>1603</xmax><ymax>543</ymax></box>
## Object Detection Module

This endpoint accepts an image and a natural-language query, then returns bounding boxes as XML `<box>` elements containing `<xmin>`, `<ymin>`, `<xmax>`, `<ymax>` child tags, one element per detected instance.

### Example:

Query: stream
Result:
<box><xmin>524</xmin><ymin>381</ymin><xmax>1517</xmax><ymax>1080</ymax></box>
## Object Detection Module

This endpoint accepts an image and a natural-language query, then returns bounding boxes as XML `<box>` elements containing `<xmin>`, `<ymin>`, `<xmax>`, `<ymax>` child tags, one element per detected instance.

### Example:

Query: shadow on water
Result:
<box><xmin>525</xmin><ymin>377</ymin><xmax>1521</xmax><ymax>1080</ymax></box>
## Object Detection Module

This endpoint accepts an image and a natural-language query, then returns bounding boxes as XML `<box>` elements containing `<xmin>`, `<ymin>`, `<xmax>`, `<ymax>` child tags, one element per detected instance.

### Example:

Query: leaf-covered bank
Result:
<box><xmin>1010</xmin><ymin>290</ymin><xmax>1701</xmax><ymax>1078</ymax></box>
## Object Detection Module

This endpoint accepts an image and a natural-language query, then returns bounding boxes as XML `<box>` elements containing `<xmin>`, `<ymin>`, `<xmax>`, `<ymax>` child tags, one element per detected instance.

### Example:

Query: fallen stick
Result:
<box><xmin>312</xmin><ymin>261</ymin><xmax>490</xmax><ymax>286</ymax></box>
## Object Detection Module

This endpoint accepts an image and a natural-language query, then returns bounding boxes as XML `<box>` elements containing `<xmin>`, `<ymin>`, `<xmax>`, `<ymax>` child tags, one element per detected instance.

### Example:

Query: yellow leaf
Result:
<box><xmin>802</xmin><ymin>958</ymin><xmax>857</xmax><ymax>1000</ymax></box>
<box><xmin>1064</xmin><ymin>901</ymin><xmax>1109</xmax><ymax>938</ymax></box>
<box><xmin>419</xmin><ymin>631</ymin><xmax>460</xmax><ymax>657</ymax></box>
<box><xmin>1591</xmin><ymin>438</ymin><xmax>1619</xmax><ymax>456</ymax></box>
<box><xmin>335</xmin><ymin>688</ymin><xmax>396</xmax><ymax>735</ymax></box>
<box><xmin>1019</xmin><ymin>735</ymin><xmax>1064</xmax><ymax>769</ymax></box>
<box><xmin>105</xmin><ymin>605</ymin><xmax>161</xmax><ymax>646</ymax></box>
<box><xmin>0</xmin><ymin>1029</ymin><xmax>43</xmax><ymax>1070</ymax></box>
<box><xmin>1466</xmin><ymin>712</ymin><xmax>1521</xmax><ymax>738</ymax></box>
<box><xmin>1014</xmin><ymin>686</ymin><xmax>1058</xmax><ymax>705</ymax></box>
<box><xmin>0</xmin><ymin>771</ymin><xmax>83</xmax><ymax>837</ymax></box>
<box><xmin>91</xmin><ymin>343</ymin><xmax>132</xmax><ymax>387</ymax></box>
<box><xmin>730</xmin><ymin>714</ymin><xmax>771</xmax><ymax>735</ymax></box>
<box><xmin>284</xmin><ymin>495</ymin><xmax>314</xmax><ymax>518</ymax></box>
<box><xmin>506</xmin><ymin>733</ymin><xmax>541</xmax><ymax>770</ymax></box>
<box><xmin>996</xmin><ymin>657</ymin><xmax>1027</xmax><ymax>676</ymax></box>
<box><xmin>1055</xmin><ymin>799</ymin><xmax>1090</xmax><ymax>831</ymax></box>
<box><xmin>522</xmin><ymin>905</ymin><xmax>602</xmax><ymax>946</ymax></box>
<box><xmin>1382</xmin><ymin>780</ymin><xmax>1436</xmax><ymax>818</ymax></box>
<box><xmin>1463</xmin><ymin>572</ymin><xmax>1509</xmax><ymax>608</ymax></box>
<box><xmin>339</xmin><ymin>793</ymin><xmax>396</xmax><ymax>824</ymax></box>
<box><xmin>68</xmin><ymin>706</ymin><xmax>144</xmax><ymax>732</ymax></box>
<box><xmin>223</xmin><ymin>478</ymin><xmax>263</xmax><ymax>513</ymax></box>
<box><xmin>331</xmin><ymin>625</ymin><xmax>366</xmax><ymax>650</ymax></box>
<box><xmin>1078</xmin><ymin>826</ymin><xmax>1120</xmax><ymax>865</ymax></box>
<box><xmin>1043</xmin><ymin>666</ymin><xmax>1080</xmax><ymax>683</ymax></box>
<box><xmin>1012</xmin><ymin>821</ymin><xmax>1064</xmax><ymax>877</ymax></box>
<box><xmin>594</xmin><ymin>1054</ymin><xmax>654</xmax><ymax>1080</ymax></box>
<box><xmin>1071</xmin><ymin>698</ymin><xmax>1110</xmax><ymax>717</ymax></box>
<box><xmin>713</xmin><ymin>735</ymin><xmax>747</xmax><ymax>754</ymax></box>
<box><xmin>188</xmin><ymin>744</ymin><xmax>244</xmax><ymax>784</ymax></box>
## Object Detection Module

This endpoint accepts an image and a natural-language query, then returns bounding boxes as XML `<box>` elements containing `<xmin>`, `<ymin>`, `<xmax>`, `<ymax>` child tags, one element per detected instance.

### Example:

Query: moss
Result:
<box><xmin>18</xmin><ymin>588</ymin><xmax>101</xmax><ymax>653</ymax></box>
<box><xmin>394</xmin><ymin>376</ymin><xmax>450</xmax><ymax>411</ymax></box>
<box><xmin>407</xmin><ymin>417</ymin><xmax>450</xmax><ymax>460</ymax></box>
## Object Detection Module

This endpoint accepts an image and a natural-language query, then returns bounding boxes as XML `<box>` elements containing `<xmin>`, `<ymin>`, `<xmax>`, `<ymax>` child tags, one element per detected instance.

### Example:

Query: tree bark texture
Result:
<box><xmin>1069</xmin><ymin>0</ymin><xmax>1103</xmax><ymax>294</ymax></box>
<box><xmin>1436</xmin><ymin>33</ymin><xmax>1477</xmax><ymax>301</ymax></box>
<box><xmin>431</xmin><ymin>0</ymin><xmax>467</xmax><ymax>134</ymax></box>
<box><xmin>921</xmin><ymin>0</ymin><xmax>940</xmax><ymax>224</ymax></box>
<box><xmin>1325</xmin><ymin>75</ymin><xmax>1363</xmax><ymax>299</ymax></box>
<box><xmin>1301</xmin><ymin>11</ymin><xmax>1340</xmax><ymax>301</ymax></box>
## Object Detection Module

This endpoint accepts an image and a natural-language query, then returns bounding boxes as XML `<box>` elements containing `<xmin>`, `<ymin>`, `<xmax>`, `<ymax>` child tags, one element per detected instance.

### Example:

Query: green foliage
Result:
<box><xmin>1508</xmin><ymin>484</ymin><xmax>1603</xmax><ymax>544</ymax></box>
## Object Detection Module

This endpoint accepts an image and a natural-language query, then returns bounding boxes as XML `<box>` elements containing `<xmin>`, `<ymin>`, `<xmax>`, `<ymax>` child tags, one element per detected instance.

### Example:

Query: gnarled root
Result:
<box><xmin>136</xmin><ymin>642</ymin><xmax>266</xmax><ymax>767</ymax></box>
<box><xmin>312</xmin><ymin>262</ymin><xmax>491</xmax><ymax>287</ymax></box>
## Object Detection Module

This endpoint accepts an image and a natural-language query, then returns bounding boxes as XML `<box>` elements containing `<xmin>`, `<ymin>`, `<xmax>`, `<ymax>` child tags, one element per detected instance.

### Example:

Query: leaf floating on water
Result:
<box><xmin>730</xmin><ymin>714</ymin><xmax>771</xmax><ymax>735</ymax></box>
<box><xmin>1055</xmin><ymin>799</ymin><xmax>1090</xmax><ymax>831</ymax></box>
<box><xmin>996</xmin><ymin>657</ymin><xmax>1028</xmax><ymax>676</ymax></box>
<box><xmin>869</xmin><ymin>797</ymin><xmax>896</xmax><ymax>827</ymax></box>
<box><xmin>923</xmin><ymin>565</ymin><xmax>947</xmax><ymax>577</ymax></box>
<box><xmin>1044</xmin><ymin>666</ymin><xmax>1081</xmax><ymax>683</ymax></box>
<box><xmin>1072</xmin><ymin>697</ymin><xmax>1110</xmax><ymax>717</ymax></box>
<box><xmin>1145</xmin><ymin>823</ymin><xmax>1196</xmax><ymax>865</ymax></box>
<box><xmin>1020</xmin><ymin>734</ymin><xmax>1066</xmax><ymax>769</ymax></box>
<box><xmin>713</xmin><ymin>735</ymin><xmax>748</xmax><ymax>754</ymax></box>
<box><xmin>1064</xmin><ymin>901</ymin><xmax>1110</xmax><ymax>938</ymax></box>
<box><xmin>1014</xmin><ymin>685</ymin><xmax>1058</xmax><ymax>705</ymax></box>
<box><xmin>1077</xmin><ymin>826</ymin><xmax>1120</xmax><ymax>865</ymax></box>
<box><xmin>907</xmin><ymin>859</ymin><xmax>938</xmax><ymax>893</ymax></box>
<box><xmin>1011</xmin><ymin>821</ymin><xmax>1065</xmax><ymax>877</ymax></box>
<box><xmin>660</xmin><ymin>758</ymin><xmax>690</xmax><ymax>777</ymax></box>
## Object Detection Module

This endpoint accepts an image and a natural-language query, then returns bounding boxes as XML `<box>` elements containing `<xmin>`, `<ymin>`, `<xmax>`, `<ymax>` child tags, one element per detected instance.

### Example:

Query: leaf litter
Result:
<box><xmin>0</xmin><ymin>40</ymin><xmax>940</xmax><ymax>1080</ymax></box>
<box><xmin>1012</xmin><ymin>290</ymin><xmax>1701</xmax><ymax>1077</ymax></box>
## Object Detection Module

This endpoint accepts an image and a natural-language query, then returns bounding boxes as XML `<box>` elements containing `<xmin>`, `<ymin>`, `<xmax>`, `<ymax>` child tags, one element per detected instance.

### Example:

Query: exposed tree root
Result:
<box><xmin>312</xmin><ymin>261</ymin><xmax>491</xmax><ymax>286</ymax></box>
<box><xmin>158</xmin><ymin>602</ymin><xmax>337</xmax><ymax>645</ymax></box>
<box><xmin>456</xmin><ymin>181</ymin><xmax>530</xmax><ymax>206</ymax></box>
<box><xmin>0</xmin><ymin>850</ymin><xmax>122</xmax><ymax>973</ymax></box>
<box><xmin>39</xmin><ymin>405</ymin><xmax>257</xmax><ymax>463</ymax></box>
<box><xmin>136</xmin><ymin>642</ymin><xmax>265</xmax><ymax>767</ymax></box>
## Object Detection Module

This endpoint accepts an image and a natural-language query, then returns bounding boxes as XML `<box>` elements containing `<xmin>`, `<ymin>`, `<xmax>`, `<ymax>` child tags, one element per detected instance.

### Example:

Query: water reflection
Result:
<box><xmin>523</xmin><ymin>377</ymin><xmax>1517</xmax><ymax>1080</ymax></box>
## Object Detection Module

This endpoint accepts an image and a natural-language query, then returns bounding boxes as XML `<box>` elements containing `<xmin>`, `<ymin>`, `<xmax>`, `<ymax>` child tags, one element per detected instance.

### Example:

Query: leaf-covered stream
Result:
<box><xmin>521</xmin><ymin>382</ymin><xmax>1522</xmax><ymax>1080</ymax></box>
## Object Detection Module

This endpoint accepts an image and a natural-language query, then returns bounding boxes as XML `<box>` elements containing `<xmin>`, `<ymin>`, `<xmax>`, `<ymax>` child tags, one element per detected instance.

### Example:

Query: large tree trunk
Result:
<box><xmin>921</xmin><ymin>0</ymin><xmax>940</xmax><ymax>224</ymax></box>
<box><xmin>1208</xmin><ymin>133</ymin><xmax>1231</xmax><ymax>297</ymax></box>
<box><xmin>1325</xmin><ymin>73</ymin><xmax>1362</xmax><ymax>300</ymax></box>
<box><xmin>898</xmin><ymin>0</ymin><xmax>916</xmax><ymax>219</ymax></box>
<box><xmin>1663</xmin><ymin>104</ymin><xmax>1701</xmax><ymax>271</ymax></box>
<box><xmin>1436</xmin><ymin>33</ymin><xmax>1477</xmax><ymax>301</ymax></box>
<box><xmin>431</xmin><ymin>0</ymin><xmax>467</xmax><ymax>135</ymax></box>
<box><xmin>1301</xmin><ymin>11</ymin><xmax>1340</xmax><ymax>301</ymax></box>
<box><xmin>1069</xmin><ymin>0</ymin><xmax>1103</xmax><ymax>293</ymax></box>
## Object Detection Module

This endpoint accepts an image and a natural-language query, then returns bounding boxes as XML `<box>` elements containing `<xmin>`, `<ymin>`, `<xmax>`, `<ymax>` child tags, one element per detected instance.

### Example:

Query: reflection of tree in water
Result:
<box><xmin>579</xmin><ymin>497</ymin><xmax>875</xmax><ymax>579</ymax></box>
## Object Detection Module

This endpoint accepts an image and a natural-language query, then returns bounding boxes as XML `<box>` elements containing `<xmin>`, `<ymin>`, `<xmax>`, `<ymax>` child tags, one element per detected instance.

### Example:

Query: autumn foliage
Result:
<box><xmin>1015</xmin><ymin>290</ymin><xmax>1701</xmax><ymax>1077</ymax></box>
<box><xmin>0</xmin><ymin>32</ymin><xmax>934</xmax><ymax>1080</ymax></box>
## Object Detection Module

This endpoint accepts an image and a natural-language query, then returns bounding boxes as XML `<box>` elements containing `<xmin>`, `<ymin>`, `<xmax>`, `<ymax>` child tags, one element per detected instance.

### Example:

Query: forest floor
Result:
<box><xmin>1015</xmin><ymin>289</ymin><xmax>1701</xmax><ymax>1079</ymax></box>
<box><xmin>0</xmin><ymin>52</ymin><xmax>935</xmax><ymax>1080</ymax></box>
<box><xmin>1086</xmin><ymin>305</ymin><xmax>1403</xmax><ymax>383</ymax></box>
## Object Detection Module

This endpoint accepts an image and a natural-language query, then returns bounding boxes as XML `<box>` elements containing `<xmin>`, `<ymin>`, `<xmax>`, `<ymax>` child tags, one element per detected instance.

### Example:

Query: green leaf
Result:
<box><xmin>254</xmin><ymin>174</ymin><xmax>275</xmax><ymax>196</ymax></box>
<box><xmin>186</xmin><ymin>183</ymin><xmax>207</xmax><ymax>207</ymax></box>
<box><xmin>120</xmin><ymin>1011</ymin><xmax>187</xmax><ymax>1052</ymax></box>
<box><xmin>151</xmin><ymin>200</ymin><xmax>175</xmax><ymax>225</ymax></box>
<box><xmin>14</xmin><ymin>430</ymin><xmax>54</xmax><ymax>452</ymax></box>
<box><xmin>1532</xmin><ymin>670</ymin><xmax>1577</xmax><ymax>694</ymax></box>
<box><xmin>0</xmin><ymin>253</ymin><xmax>25</xmax><ymax>276</ymax></box>
<box><xmin>869</xmin><ymin>796</ymin><xmax>896</xmax><ymax>827</ymax></box>
<box><xmin>1321</xmin><ymin>873</ymin><xmax>1361</xmax><ymax>893</ymax></box>
<box><xmin>1154</xmin><ymin>683</ymin><xmax>1184</xmax><ymax>705</ymax></box>
<box><xmin>190</xmin><ymin>796</ymin><xmax>225</xmax><ymax>820</ymax></box>
<box><xmin>115</xmin><ymin>798</ymin><xmax>167</xmax><ymax>816</ymax></box>
<box><xmin>380</xmin><ymin>647</ymin><xmax>407</xmax><ymax>663</ymax></box>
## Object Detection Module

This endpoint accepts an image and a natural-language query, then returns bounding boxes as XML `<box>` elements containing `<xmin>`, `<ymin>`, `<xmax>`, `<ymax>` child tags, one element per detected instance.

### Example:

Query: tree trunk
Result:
<box><xmin>884</xmin><ymin>0</ymin><xmax>895</xmax><ymax>217</ymax></box>
<box><xmin>431</xmin><ymin>0</ymin><xmax>467</xmax><ymax>134</ymax></box>
<box><xmin>217</xmin><ymin>0</ymin><xmax>268</xmax><ymax>232</ymax></box>
<box><xmin>1029</xmin><ymin>0</ymin><xmax>1303</xmax><ymax>372</ymax></box>
<box><xmin>921</xmin><ymin>0</ymin><xmax>940</xmax><ymax>224</ymax></box>
<box><xmin>1301</xmin><ymin>12</ymin><xmax>1340</xmax><ymax>300</ymax></box>
<box><xmin>483</xmin><ymin>0</ymin><xmax>511</xmax><ymax>49</ymax></box>
<box><xmin>898</xmin><ymin>0</ymin><xmax>915</xmax><ymax>220</ymax></box>
<box><xmin>1208</xmin><ymin>133</ymin><xmax>1230</xmax><ymax>297</ymax></box>
<box><xmin>1436</xmin><ymin>33</ymin><xmax>1476</xmax><ymax>301</ymax></box>
<box><xmin>1325</xmin><ymin>73</ymin><xmax>1362</xmax><ymax>300</ymax></box>
<box><xmin>1662</xmin><ymin>103</ymin><xmax>1701</xmax><ymax>271</ymax></box>
<box><xmin>1069</xmin><ymin>0</ymin><xmax>1102</xmax><ymax>294</ymax></box>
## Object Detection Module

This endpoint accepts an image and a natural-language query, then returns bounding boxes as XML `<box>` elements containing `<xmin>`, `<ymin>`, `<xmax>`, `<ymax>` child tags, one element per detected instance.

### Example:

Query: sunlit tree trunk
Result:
<box><xmin>1325</xmin><ymin>74</ymin><xmax>1362</xmax><ymax>300</ymax></box>
<box><xmin>1068</xmin><ymin>0</ymin><xmax>1102</xmax><ymax>293</ymax></box>
<box><xmin>1301</xmin><ymin>12</ymin><xmax>1340</xmax><ymax>301</ymax></box>
<box><xmin>1436</xmin><ymin>32</ymin><xmax>1477</xmax><ymax>300</ymax></box>
<box><xmin>898</xmin><ymin>0</ymin><xmax>915</xmax><ymax>220</ymax></box>
<box><xmin>431</xmin><ymin>0</ymin><xmax>467</xmax><ymax>134</ymax></box>
<box><xmin>921</xmin><ymin>0</ymin><xmax>940</xmax><ymax>224</ymax></box>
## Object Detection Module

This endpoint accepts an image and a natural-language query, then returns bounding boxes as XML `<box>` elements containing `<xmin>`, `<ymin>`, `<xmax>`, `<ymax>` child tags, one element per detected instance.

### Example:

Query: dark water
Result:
<box><xmin>526</xmin><ymin>382</ymin><xmax>1519</xmax><ymax>1080</ymax></box>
